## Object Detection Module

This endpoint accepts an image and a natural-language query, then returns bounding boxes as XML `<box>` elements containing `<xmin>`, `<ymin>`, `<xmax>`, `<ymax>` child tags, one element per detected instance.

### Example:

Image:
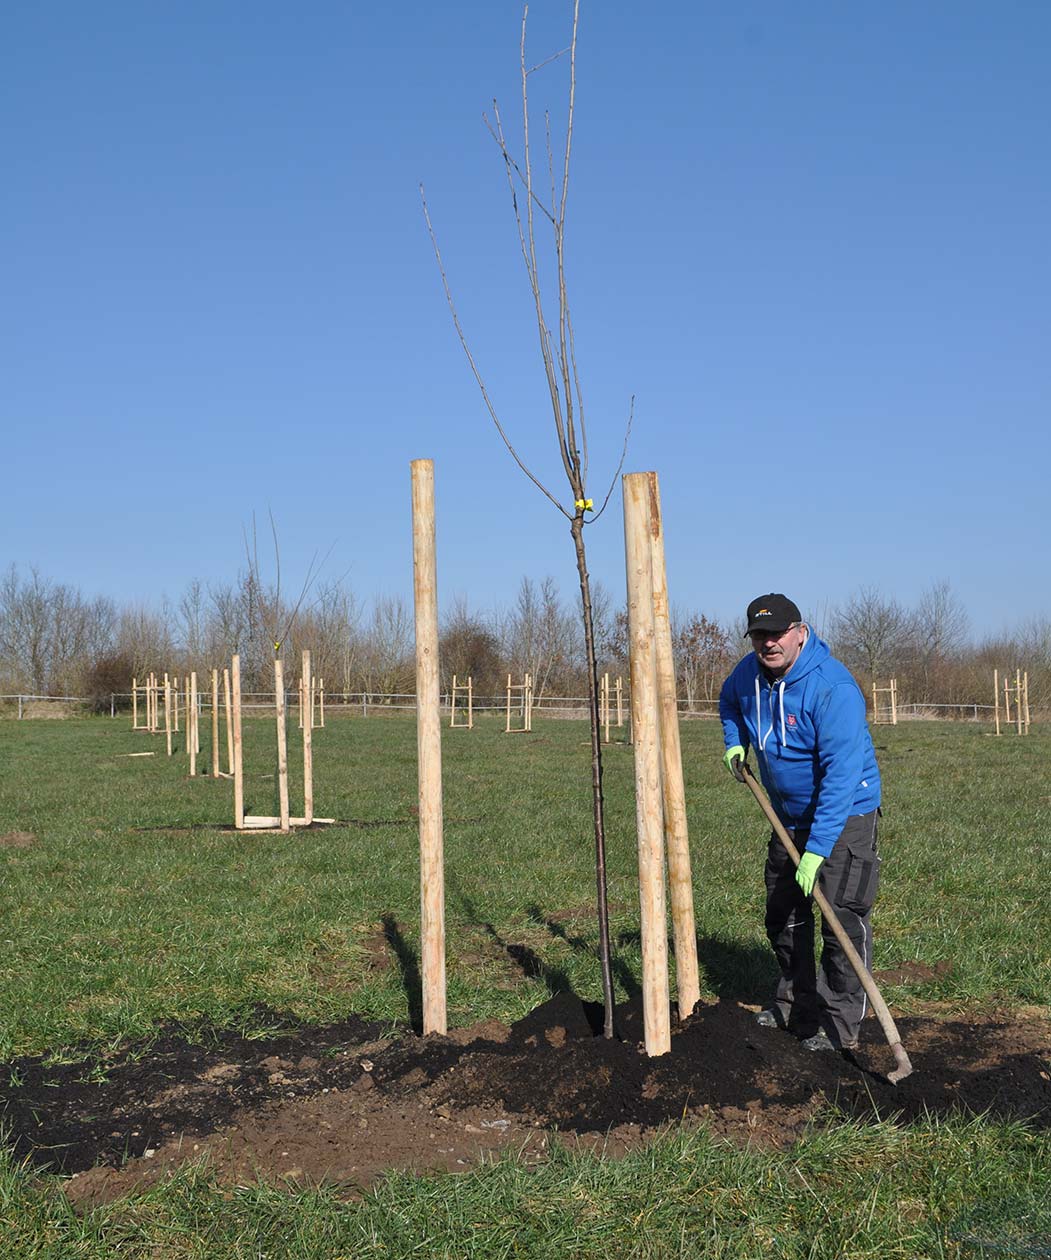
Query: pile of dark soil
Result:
<box><xmin>1</xmin><ymin>995</ymin><xmax>1047</xmax><ymax>1208</ymax></box>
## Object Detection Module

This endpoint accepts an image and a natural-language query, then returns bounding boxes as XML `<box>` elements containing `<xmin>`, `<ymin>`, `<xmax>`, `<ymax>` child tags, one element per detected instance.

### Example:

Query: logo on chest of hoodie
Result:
<box><xmin>787</xmin><ymin>714</ymin><xmax>797</xmax><ymax>726</ymax></box>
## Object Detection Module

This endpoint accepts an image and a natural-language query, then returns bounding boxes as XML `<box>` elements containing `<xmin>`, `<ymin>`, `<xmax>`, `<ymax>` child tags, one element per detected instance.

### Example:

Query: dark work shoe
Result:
<box><xmin>755</xmin><ymin>1008</ymin><xmax>785</xmax><ymax>1029</ymax></box>
<box><xmin>802</xmin><ymin>1028</ymin><xmax>859</xmax><ymax>1053</ymax></box>
<box><xmin>801</xmin><ymin>1029</ymin><xmax>836</xmax><ymax>1052</ymax></box>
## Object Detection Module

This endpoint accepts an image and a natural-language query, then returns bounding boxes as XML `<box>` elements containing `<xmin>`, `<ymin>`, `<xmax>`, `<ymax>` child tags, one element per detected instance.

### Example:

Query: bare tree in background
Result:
<box><xmin>422</xmin><ymin>1</ymin><xmax>631</xmax><ymax>1035</ymax></box>
<box><xmin>829</xmin><ymin>587</ymin><xmax>917</xmax><ymax>688</ymax></box>
<box><xmin>361</xmin><ymin>595</ymin><xmax>415</xmax><ymax>699</ymax></box>
<box><xmin>674</xmin><ymin>612</ymin><xmax>734</xmax><ymax>711</ymax></box>
<box><xmin>503</xmin><ymin>576</ymin><xmax>577</xmax><ymax>700</ymax></box>
<box><xmin>913</xmin><ymin>580</ymin><xmax>969</xmax><ymax>701</ymax></box>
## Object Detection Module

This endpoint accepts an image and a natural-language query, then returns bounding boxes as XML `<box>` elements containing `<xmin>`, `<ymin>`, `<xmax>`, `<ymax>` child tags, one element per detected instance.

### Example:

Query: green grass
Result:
<box><xmin>1</xmin><ymin>1117</ymin><xmax>1049</xmax><ymax>1258</ymax></box>
<box><xmin>0</xmin><ymin>715</ymin><xmax>1049</xmax><ymax>1256</ymax></box>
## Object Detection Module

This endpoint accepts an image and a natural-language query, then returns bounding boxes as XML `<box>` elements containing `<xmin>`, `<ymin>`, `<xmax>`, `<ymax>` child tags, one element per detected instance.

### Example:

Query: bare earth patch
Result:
<box><xmin>0</xmin><ymin>831</ymin><xmax>36</xmax><ymax>849</ymax></box>
<box><xmin>0</xmin><ymin>994</ymin><xmax>1047</xmax><ymax>1209</ymax></box>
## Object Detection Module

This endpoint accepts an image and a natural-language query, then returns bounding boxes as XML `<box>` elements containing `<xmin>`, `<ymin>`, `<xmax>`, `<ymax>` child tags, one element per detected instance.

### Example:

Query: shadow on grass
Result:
<box><xmin>381</xmin><ymin>915</ymin><xmax>423</xmax><ymax>1034</ymax></box>
<box><xmin>529</xmin><ymin>905</ymin><xmax>642</xmax><ymax>1002</ymax></box>
<box><xmin>454</xmin><ymin>890</ymin><xmax>578</xmax><ymax>999</ymax></box>
<box><xmin>604</xmin><ymin>927</ymin><xmax>776</xmax><ymax>1005</ymax></box>
<box><xmin>695</xmin><ymin>934</ymin><xmax>778</xmax><ymax>1002</ymax></box>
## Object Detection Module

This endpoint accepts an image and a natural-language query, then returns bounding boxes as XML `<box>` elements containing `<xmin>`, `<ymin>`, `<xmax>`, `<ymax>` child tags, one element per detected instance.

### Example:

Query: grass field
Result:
<box><xmin>1</xmin><ymin>715</ymin><xmax>1049</xmax><ymax>1257</ymax></box>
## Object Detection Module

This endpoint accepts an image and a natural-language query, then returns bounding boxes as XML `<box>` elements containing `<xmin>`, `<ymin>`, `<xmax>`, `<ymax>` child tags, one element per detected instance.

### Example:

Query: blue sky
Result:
<box><xmin>3</xmin><ymin>1</ymin><xmax>1048</xmax><ymax>639</ymax></box>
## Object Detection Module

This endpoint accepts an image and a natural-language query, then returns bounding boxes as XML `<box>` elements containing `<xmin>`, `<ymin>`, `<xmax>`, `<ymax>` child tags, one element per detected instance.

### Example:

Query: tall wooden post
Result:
<box><xmin>164</xmin><ymin>673</ymin><xmax>173</xmax><ymax>757</ymax></box>
<box><xmin>172</xmin><ymin>676</ymin><xmax>179</xmax><ymax>732</ymax></box>
<box><xmin>209</xmin><ymin>669</ymin><xmax>219</xmax><ymax>777</ymax></box>
<box><xmin>319</xmin><ymin>678</ymin><xmax>325</xmax><ymax>728</ymax></box>
<box><xmin>616</xmin><ymin>675</ymin><xmax>624</xmax><ymax>727</ymax></box>
<box><xmin>1023</xmin><ymin>671</ymin><xmax>1030</xmax><ymax>734</ymax></box>
<box><xmin>645</xmin><ymin>470</ymin><xmax>700</xmax><ymax>1020</ymax></box>
<box><xmin>525</xmin><ymin>672</ymin><xmax>533</xmax><ymax>731</ymax></box>
<box><xmin>223</xmin><ymin>667</ymin><xmax>234</xmax><ymax>773</ymax></box>
<box><xmin>622</xmin><ymin>472</ymin><xmax>671</xmax><ymax>1057</ymax></box>
<box><xmin>890</xmin><ymin>678</ymin><xmax>898</xmax><ymax>725</ymax></box>
<box><xmin>505</xmin><ymin>674</ymin><xmax>512</xmax><ymax>733</ymax></box>
<box><xmin>466</xmin><ymin>675</ymin><xmax>472</xmax><ymax>729</ymax></box>
<box><xmin>411</xmin><ymin>458</ymin><xmax>447</xmax><ymax>1036</ymax></box>
<box><xmin>994</xmin><ymin>669</ymin><xmax>1000</xmax><ymax>736</ymax></box>
<box><xmin>232</xmin><ymin>655</ymin><xmax>244</xmax><ymax>829</ymax></box>
<box><xmin>132</xmin><ymin>677</ymin><xmax>138</xmax><ymax>729</ymax></box>
<box><xmin>302</xmin><ymin>649</ymin><xmax>314</xmax><ymax>826</ymax></box>
<box><xmin>1004</xmin><ymin>675</ymin><xmax>1012</xmax><ymax>725</ymax></box>
<box><xmin>1016</xmin><ymin>668</ymin><xmax>1023</xmax><ymax>736</ymax></box>
<box><xmin>189</xmin><ymin>672</ymin><xmax>198</xmax><ymax>776</ymax></box>
<box><xmin>274</xmin><ymin>657</ymin><xmax>290</xmax><ymax>832</ymax></box>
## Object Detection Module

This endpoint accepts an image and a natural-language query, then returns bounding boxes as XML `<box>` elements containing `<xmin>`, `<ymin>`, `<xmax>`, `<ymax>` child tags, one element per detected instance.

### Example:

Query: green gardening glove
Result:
<box><xmin>796</xmin><ymin>852</ymin><xmax>824</xmax><ymax>897</ymax></box>
<box><xmin>723</xmin><ymin>745</ymin><xmax>746</xmax><ymax>782</ymax></box>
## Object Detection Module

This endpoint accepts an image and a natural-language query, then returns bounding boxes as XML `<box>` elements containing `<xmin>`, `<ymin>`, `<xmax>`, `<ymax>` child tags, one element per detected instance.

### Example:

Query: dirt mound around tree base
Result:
<box><xmin>0</xmin><ymin>996</ymin><xmax>1046</xmax><ymax>1208</ymax></box>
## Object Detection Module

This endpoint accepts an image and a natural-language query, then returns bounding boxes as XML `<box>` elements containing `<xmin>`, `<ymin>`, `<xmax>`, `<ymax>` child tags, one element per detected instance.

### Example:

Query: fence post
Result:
<box><xmin>110</xmin><ymin>693</ymin><xmax>115</xmax><ymax>718</ymax></box>
<box><xmin>18</xmin><ymin>695</ymin><xmax>23</xmax><ymax>720</ymax></box>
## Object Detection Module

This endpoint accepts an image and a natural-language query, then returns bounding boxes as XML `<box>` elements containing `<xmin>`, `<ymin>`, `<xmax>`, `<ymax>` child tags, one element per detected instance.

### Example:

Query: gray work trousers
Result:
<box><xmin>763</xmin><ymin>810</ymin><xmax>880</xmax><ymax>1048</ymax></box>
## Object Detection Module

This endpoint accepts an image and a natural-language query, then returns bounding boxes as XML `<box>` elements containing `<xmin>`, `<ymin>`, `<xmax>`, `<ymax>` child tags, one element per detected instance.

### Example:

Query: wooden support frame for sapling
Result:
<box><xmin>231</xmin><ymin>652</ymin><xmax>335</xmax><ymax>832</ymax></box>
<box><xmin>449</xmin><ymin>675</ymin><xmax>474</xmax><ymax>729</ymax></box>
<box><xmin>871</xmin><ymin>680</ymin><xmax>898</xmax><ymax>725</ymax></box>
<box><xmin>505</xmin><ymin>673</ymin><xmax>533</xmax><ymax>733</ymax></box>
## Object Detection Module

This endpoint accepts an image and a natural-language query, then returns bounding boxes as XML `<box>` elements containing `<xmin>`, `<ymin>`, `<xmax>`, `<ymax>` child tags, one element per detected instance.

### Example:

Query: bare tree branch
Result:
<box><xmin>419</xmin><ymin>184</ymin><xmax>570</xmax><ymax>518</ymax></box>
<box><xmin>483</xmin><ymin>110</ymin><xmax>556</xmax><ymax>226</ymax></box>
<box><xmin>526</xmin><ymin>45</ymin><xmax>570</xmax><ymax>75</ymax></box>
<box><xmin>589</xmin><ymin>395</ymin><xmax>635</xmax><ymax>523</ymax></box>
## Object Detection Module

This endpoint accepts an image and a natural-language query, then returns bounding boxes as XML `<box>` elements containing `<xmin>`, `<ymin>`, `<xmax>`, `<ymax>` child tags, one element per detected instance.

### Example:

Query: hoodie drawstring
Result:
<box><xmin>755</xmin><ymin>676</ymin><xmax>788</xmax><ymax>753</ymax></box>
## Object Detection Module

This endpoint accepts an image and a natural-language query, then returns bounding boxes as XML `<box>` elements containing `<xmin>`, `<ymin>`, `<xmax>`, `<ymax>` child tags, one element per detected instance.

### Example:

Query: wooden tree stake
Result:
<box><xmin>645</xmin><ymin>470</ymin><xmax>700</xmax><ymax>1020</ymax></box>
<box><xmin>232</xmin><ymin>655</ymin><xmax>244</xmax><ymax>828</ymax></box>
<box><xmin>622</xmin><ymin>472</ymin><xmax>671</xmax><ymax>1057</ymax></box>
<box><xmin>223</xmin><ymin>667</ymin><xmax>234</xmax><ymax>773</ymax></box>
<box><xmin>302</xmin><ymin>649</ymin><xmax>314</xmax><ymax>826</ymax></box>
<box><xmin>189</xmin><ymin>672</ymin><xmax>198</xmax><ymax>776</ymax></box>
<box><xmin>211</xmin><ymin>669</ymin><xmax>220</xmax><ymax>777</ymax></box>
<box><xmin>164</xmin><ymin>673</ymin><xmax>173</xmax><ymax>757</ymax></box>
<box><xmin>412</xmin><ymin>458</ymin><xmax>447</xmax><ymax>1036</ymax></box>
<box><xmin>274</xmin><ymin>657</ymin><xmax>290</xmax><ymax>832</ymax></box>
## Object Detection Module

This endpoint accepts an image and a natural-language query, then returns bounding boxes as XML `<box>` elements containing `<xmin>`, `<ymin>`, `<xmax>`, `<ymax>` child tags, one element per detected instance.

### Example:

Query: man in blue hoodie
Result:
<box><xmin>719</xmin><ymin>593</ymin><xmax>881</xmax><ymax>1052</ymax></box>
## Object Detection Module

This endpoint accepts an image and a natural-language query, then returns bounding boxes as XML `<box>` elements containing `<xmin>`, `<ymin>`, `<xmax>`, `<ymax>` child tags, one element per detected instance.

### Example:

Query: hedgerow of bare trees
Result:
<box><xmin>1</xmin><ymin>563</ymin><xmax>1047</xmax><ymax>715</ymax></box>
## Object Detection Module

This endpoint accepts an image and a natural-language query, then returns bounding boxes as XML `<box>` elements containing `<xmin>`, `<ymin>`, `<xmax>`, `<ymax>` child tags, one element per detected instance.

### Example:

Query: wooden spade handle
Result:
<box><xmin>740</xmin><ymin>762</ymin><xmax>913</xmax><ymax>1082</ymax></box>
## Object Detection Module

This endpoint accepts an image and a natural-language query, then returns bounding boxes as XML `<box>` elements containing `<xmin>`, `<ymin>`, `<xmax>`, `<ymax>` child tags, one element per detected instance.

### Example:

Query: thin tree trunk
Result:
<box><xmin>571</xmin><ymin>516</ymin><xmax>615</xmax><ymax>1038</ymax></box>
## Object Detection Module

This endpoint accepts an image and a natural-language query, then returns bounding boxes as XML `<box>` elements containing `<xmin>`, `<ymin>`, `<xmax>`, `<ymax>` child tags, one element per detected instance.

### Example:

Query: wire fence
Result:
<box><xmin>0</xmin><ymin>693</ymin><xmax>1039</xmax><ymax>724</ymax></box>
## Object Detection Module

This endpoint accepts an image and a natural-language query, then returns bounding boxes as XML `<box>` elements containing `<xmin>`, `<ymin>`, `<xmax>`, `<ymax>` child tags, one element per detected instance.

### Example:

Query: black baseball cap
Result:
<box><xmin>744</xmin><ymin>594</ymin><xmax>802</xmax><ymax>636</ymax></box>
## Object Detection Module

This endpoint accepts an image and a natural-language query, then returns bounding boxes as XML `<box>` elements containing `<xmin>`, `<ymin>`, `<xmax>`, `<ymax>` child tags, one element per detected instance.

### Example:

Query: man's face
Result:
<box><xmin>749</xmin><ymin>623</ymin><xmax>806</xmax><ymax>677</ymax></box>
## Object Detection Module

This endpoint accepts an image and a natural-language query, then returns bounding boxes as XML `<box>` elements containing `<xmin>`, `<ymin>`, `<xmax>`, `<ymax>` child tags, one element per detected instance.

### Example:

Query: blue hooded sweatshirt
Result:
<box><xmin>719</xmin><ymin>630</ymin><xmax>880</xmax><ymax>858</ymax></box>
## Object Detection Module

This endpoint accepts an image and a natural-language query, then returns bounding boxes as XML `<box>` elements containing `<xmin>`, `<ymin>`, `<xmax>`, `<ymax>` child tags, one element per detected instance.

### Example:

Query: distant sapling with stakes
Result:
<box><xmin>421</xmin><ymin>1</ymin><xmax>632</xmax><ymax>1038</ymax></box>
<box><xmin>240</xmin><ymin>511</ymin><xmax>335</xmax><ymax>832</ymax></box>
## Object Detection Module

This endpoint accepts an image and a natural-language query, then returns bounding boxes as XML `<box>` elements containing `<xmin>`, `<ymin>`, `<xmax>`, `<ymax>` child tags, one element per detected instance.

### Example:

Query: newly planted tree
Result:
<box><xmin>423</xmin><ymin>1</ymin><xmax>631</xmax><ymax>1036</ymax></box>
